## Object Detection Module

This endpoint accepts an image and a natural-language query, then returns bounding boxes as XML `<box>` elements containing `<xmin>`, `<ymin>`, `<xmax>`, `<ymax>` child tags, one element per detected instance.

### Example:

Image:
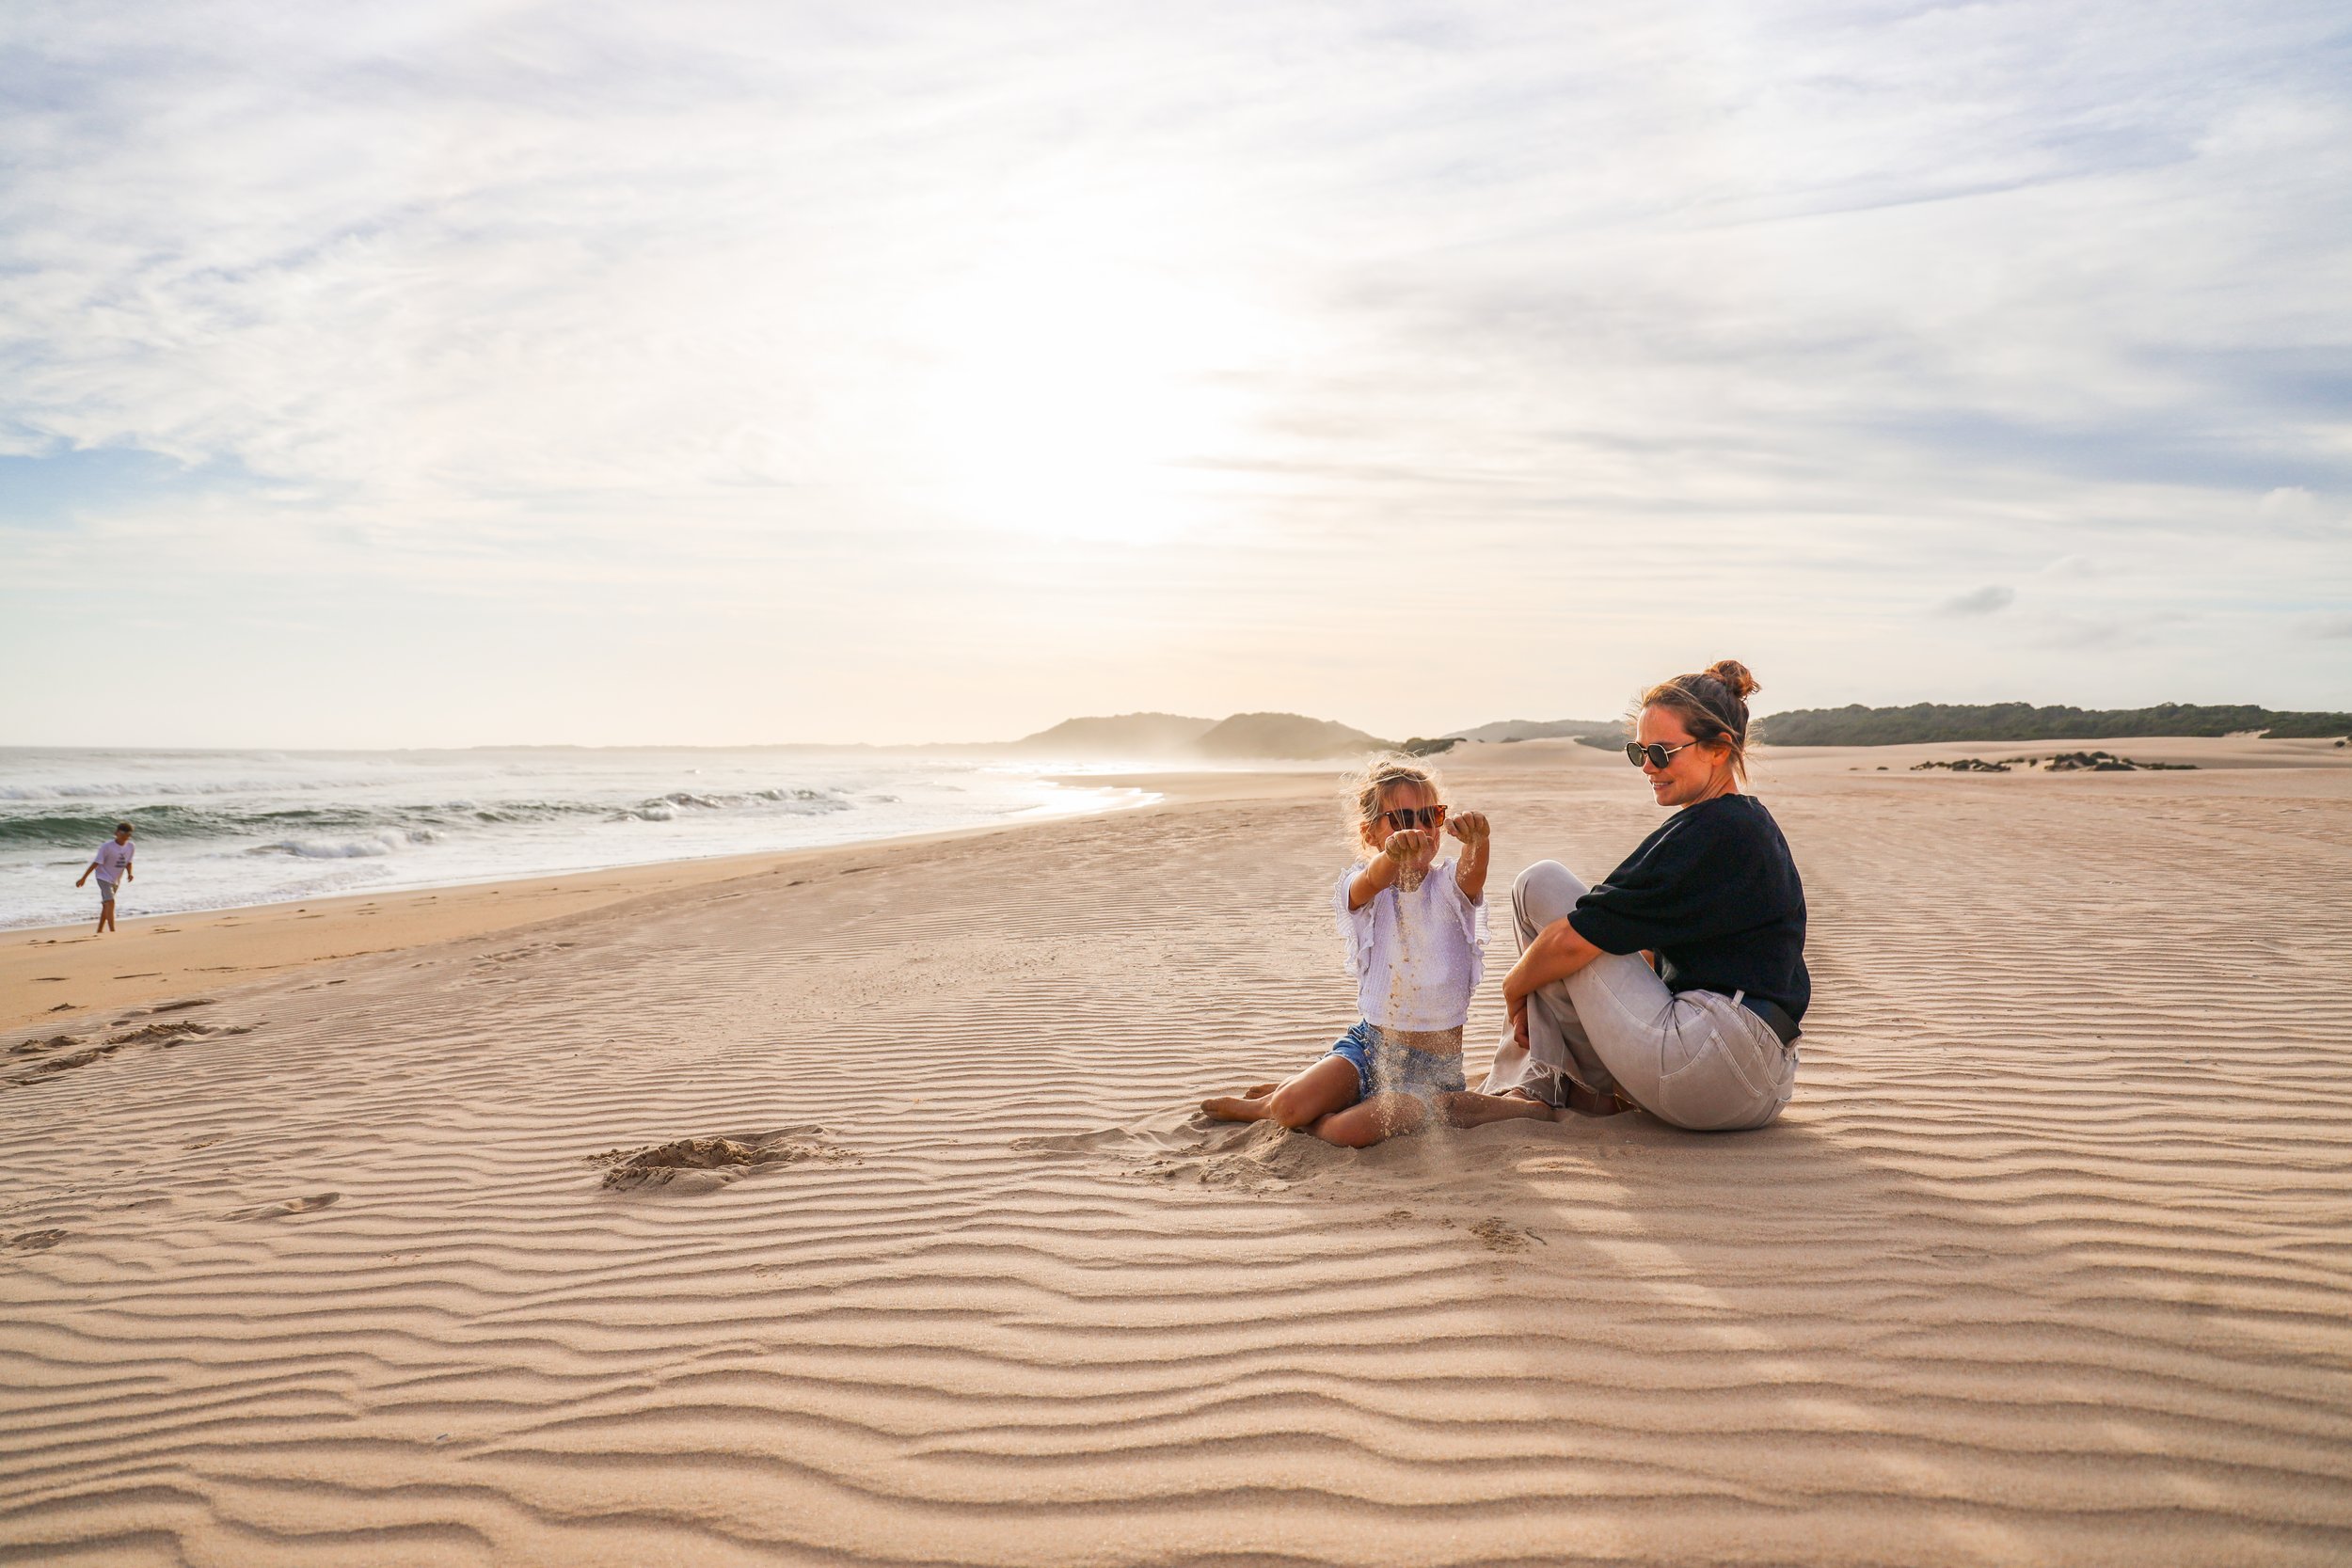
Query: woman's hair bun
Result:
<box><xmin>1704</xmin><ymin>658</ymin><xmax>1759</xmax><ymax>700</ymax></box>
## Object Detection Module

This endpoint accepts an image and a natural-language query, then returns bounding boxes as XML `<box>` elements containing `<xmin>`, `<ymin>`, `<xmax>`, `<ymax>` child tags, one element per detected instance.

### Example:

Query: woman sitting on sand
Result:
<box><xmin>1482</xmin><ymin>658</ymin><xmax>1807</xmax><ymax>1131</ymax></box>
<box><xmin>1202</xmin><ymin>761</ymin><xmax>1554</xmax><ymax>1147</ymax></box>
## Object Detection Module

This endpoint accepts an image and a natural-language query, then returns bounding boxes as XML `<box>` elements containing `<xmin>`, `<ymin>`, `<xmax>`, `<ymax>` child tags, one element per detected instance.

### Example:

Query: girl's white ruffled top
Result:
<box><xmin>1332</xmin><ymin>859</ymin><xmax>1488</xmax><ymax>1032</ymax></box>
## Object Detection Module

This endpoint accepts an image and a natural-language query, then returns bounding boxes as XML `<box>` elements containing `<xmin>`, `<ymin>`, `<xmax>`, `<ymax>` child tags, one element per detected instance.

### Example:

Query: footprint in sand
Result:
<box><xmin>593</xmin><ymin>1128</ymin><xmax>856</xmax><ymax>1193</ymax></box>
<box><xmin>9</xmin><ymin>1035</ymin><xmax>83</xmax><ymax>1056</ymax></box>
<box><xmin>226</xmin><ymin>1193</ymin><xmax>341</xmax><ymax>1221</ymax></box>
<box><xmin>1469</xmin><ymin>1216</ymin><xmax>1541</xmax><ymax>1253</ymax></box>
<box><xmin>107</xmin><ymin>1021</ymin><xmax>217</xmax><ymax>1046</ymax></box>
<box><xmin>5</xmin><ymin>1228</ymin><xmax>68</xmax><ymax>1253</ymax></box>
<box><xmin>8</xmin><ymin>1041</ymin><xmax>122</xmax><ymax>1085</ymax></box>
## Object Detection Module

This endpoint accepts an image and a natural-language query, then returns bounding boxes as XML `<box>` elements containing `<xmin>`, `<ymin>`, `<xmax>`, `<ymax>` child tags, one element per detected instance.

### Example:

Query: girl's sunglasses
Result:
<box><xmin>1379</xmin><ymin>805</ymin><xmax>1447</xmax><ymax>831</ymax></box>
<box><xmin>1624</xmin><ymin>740</ymin><xmax>1702</xmax><ymax>769</ymax></box>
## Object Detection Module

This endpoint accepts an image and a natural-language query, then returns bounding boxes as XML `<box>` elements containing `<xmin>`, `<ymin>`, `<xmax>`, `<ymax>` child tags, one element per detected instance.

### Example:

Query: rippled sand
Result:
<box><xmin>5</xmin><ymin>738</ymin><xmax>2350</xmax><ymax>1565</ymax></box>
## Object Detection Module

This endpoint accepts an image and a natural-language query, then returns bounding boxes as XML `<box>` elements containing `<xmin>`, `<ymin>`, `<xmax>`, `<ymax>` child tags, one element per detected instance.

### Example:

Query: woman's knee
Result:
<box><xmin>1513</xmin><ymin>860</ymin><xmax>1588</xmax><ymax>932</ymax></box>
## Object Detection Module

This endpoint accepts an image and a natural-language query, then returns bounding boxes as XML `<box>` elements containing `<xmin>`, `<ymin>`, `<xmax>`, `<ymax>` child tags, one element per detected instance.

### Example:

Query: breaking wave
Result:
<box><xmin>0</xmin><ymin>747</ymin><xmax>1149</xmax><ymax>928</ymax></box>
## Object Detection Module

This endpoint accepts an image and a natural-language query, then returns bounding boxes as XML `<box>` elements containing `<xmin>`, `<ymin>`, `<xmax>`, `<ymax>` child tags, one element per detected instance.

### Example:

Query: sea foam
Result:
<box><xmin>0</xmin><ymin>746</ymin><xmax>1145</xmax><ymax>927</ymax></box>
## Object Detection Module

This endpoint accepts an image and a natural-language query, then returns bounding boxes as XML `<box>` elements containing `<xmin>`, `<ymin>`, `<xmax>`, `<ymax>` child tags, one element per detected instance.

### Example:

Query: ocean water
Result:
<box><xmin>0</xmin><ymin>748</ymin><xmax>1150</xmax><ymax>929</ymax></box>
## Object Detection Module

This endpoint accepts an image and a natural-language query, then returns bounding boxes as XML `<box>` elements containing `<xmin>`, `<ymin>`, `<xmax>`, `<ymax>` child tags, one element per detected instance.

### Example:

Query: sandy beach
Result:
<box><xmin>5</xmin><ymin>737</ymin><xmax>2351</xmax><ymax>1565</ymax></box>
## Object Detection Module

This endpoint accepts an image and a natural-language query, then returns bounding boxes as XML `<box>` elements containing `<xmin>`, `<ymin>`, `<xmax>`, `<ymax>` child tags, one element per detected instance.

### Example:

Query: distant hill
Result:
<box><xmin>1195</xmin><ymin>712</ymin><xmax>1393</xmax><ymax>759</ymax></box>
<box><xmin>1009</xmin><ymin>710</ymin><xmax>1394</xmax><ymax>761</ymax></box>
<box><xmin>1448</xmin><ymin>718</ymin><xmax>1625</xmax><ymax>745</ymax></box>
<box><xmin>1010</xmin><ymin>712</ymin><xmax>1217</xmax><ymax>755</ymax></box>
<box><xmin>1756</xmin><ymin>702</ymin><xmax>2352</xmax><ymax>747</ymax></box>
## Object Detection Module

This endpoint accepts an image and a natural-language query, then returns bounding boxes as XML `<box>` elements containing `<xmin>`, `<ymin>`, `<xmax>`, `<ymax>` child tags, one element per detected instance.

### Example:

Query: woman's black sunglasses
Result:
<box><xmin>1380</xmin><ymin>805</ymin><xmax>1447</xmax><ymax>831</ymax></box>
<box><xmin>1624</xmin><ymin>740</ymin><xmax>1702</xmax><ymax>769</ymax></box>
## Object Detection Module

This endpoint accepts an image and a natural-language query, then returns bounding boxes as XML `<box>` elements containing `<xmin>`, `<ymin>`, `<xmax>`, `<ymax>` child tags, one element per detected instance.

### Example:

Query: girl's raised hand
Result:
<box><xmin>1446</xmin><ymin>811</ymin><xmax>1490</xmax><ymax>846</ymax></box>
<box><xmin>1381</xmin><ymin>828</ymin><xmax>1433</xmax><ymax>865</ymax></box>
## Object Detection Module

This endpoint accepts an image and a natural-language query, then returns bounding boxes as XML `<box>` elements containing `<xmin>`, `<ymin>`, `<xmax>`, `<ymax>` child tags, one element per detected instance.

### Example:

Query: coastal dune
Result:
<box><xmin>4</xmin><ymin>741</ymin><xmax>2351</xmax><ymax>1565</ymax></box>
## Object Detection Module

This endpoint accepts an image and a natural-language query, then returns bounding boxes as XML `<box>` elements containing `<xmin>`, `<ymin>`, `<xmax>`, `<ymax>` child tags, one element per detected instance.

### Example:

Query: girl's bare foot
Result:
<box><xmin>1200</xmin><ymin>1081</ymin><xmax>1283</xmax><ymax>1120</ymax></box>
<box><xmin>1440</xmin><ymin>1090</ymin><xmax>1558</xmax><ymax>1128</ymax></box>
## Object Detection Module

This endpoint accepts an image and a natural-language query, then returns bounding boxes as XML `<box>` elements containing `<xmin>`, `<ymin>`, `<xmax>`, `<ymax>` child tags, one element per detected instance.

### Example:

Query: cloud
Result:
<box><xmin>2026</xmin><ymin>607</ymin><xmax>2201</xmax><ymax>651</ymax></box>
<box><xmin>2254</xmin><ymin>485</ymin><xmax>2352</xmax><ymax>538</ymax></box>
<box><xmin>1936</xmin><ymin>585</ymin><xmax>2017</xmax><ymax>617</ymax></box>
<box><xmin>2304</xmin><ymin>613</ymin><xmax>2352</xmax><ymax>640</ymax></box>
<box><xmin>4</xmin><ymin>1</ymin><xmax>2352</xmax><ymax>740</ymax></box>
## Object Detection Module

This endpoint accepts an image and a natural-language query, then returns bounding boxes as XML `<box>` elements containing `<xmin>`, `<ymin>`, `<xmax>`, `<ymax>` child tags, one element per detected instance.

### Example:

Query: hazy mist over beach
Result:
<box><xmin>5</xmin><ymin>2</ymin><xmax>2348</xmax><ymax>749</ymax></box>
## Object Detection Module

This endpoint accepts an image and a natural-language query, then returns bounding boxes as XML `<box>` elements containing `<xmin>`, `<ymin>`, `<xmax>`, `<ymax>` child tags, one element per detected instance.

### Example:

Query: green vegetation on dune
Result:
<box><xmin>1446</xmin><ymin>718</ymin><xmax>1624</xmax><ymax>745</ymax></box>
<box><xmin>1756</xmin><ymin>702</ymin><xmax>2352</xmax><ymax>747</ymax></box>
<box><xmin>1009</xmin><ymin>701</ymin><xmax>2351</xmax><ymax>762</ymax></box>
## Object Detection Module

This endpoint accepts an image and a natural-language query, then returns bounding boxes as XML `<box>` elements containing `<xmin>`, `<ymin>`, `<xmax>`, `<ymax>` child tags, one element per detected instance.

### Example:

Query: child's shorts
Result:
<box><xmin>1328</xmin><ymin>1020</ymin><xmax>1467</xmax><ymax>1104</ymax></box>
<box><xmin>95</xmin><ymin>879</ymin><xmax>119</xmax><ymax>903</ymax></box>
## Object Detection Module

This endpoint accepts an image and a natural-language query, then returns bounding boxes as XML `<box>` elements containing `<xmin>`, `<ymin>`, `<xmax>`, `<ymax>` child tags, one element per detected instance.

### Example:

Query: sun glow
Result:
<box><xmin>910</xmin><ymin>230</ymin><xmax>1268</xmax><ymax>544</ymax></box>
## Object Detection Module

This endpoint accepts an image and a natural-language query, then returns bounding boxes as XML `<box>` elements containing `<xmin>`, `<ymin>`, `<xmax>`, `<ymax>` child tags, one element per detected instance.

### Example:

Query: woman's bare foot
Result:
<box><xmin>1562</xmin><ymin>1084</ymin><xmax>1630</xmax><ymax>1117</ymax></box>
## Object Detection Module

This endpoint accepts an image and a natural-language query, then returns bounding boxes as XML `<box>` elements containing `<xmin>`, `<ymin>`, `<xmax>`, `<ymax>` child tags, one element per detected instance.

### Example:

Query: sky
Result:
<box><xmin>4</xmin><ymin>0</ymin><xmax>2349</xmax><ymax>748</ymax></box>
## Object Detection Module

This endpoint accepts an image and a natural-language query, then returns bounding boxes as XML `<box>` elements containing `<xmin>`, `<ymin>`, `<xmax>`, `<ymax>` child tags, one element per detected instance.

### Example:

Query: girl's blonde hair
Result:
<box><xmin>1345</xmin><ymin>756</ymin><xmax>1443</xmax><ymax>847</ymax></box>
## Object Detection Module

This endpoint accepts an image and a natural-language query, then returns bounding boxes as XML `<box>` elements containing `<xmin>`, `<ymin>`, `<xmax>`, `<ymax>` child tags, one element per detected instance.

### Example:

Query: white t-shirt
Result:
<box><xmin>1332</xmin><ymin>858</ymin><xmax>1488</xmax><ymax>1031</ymax></box>
<box><xmin>93</xmin><ymin>840</ymin><xmax>135</xmax><ymax>881</ymax></box>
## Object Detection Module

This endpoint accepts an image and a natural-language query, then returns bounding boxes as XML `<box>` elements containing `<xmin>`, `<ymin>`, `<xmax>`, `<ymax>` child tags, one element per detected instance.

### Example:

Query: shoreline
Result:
<box><xmin>8</xmin><ymin>734</ymin><xmax>2344</xmax><ymax>1034</ymax></box>
<box><xmin>1</xmin><ymin>767</ymin><xmax>1337</xmax><ymax>1033</ymax></box>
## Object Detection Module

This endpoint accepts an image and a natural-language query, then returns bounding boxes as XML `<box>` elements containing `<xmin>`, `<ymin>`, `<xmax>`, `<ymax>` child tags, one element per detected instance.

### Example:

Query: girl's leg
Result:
<box><xmin>1202</xmin><ymin>1053</ymin><xmax>1361</xmax><ymax>1128</ymax></box>
<box><xmin>1309</xmin><ymin>1091</ymin><xmax>1429</xmax><ymax>1148</ymax></box>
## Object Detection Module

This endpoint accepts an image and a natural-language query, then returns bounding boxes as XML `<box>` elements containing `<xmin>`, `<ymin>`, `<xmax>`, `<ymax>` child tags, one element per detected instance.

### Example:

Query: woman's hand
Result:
<box><xmin>1501</xmin><ymin>918</ymin><xmax>1603</xmax><ymax>1047</ymax></box>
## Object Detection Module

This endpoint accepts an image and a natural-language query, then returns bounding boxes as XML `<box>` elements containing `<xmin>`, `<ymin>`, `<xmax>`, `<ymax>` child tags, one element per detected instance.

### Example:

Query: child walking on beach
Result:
<box><xmin>1202</xmin><ymin>761</ymin><xmax>1553</xmax><ymax>1147</ymax></box>
<box><xmin>75</xmin><ymin>822</ymin><xmax>135</xmax><ymax>934</ymax></box>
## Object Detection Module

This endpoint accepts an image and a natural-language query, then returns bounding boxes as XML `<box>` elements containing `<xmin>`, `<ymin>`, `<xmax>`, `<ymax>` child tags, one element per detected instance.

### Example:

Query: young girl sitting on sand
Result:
<box><xmin>1202</xmin><ymin>760</ymin><xmax>1554</xmax><ymax>1147</ymax></box>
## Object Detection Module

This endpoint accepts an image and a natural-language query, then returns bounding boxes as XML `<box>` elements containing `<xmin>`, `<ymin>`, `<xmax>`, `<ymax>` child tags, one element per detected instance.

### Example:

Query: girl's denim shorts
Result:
<box><xmin>1328</xmin><ymin>1020</ymin><xmax>1467</xmax><ymax>1103</ymax></box>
